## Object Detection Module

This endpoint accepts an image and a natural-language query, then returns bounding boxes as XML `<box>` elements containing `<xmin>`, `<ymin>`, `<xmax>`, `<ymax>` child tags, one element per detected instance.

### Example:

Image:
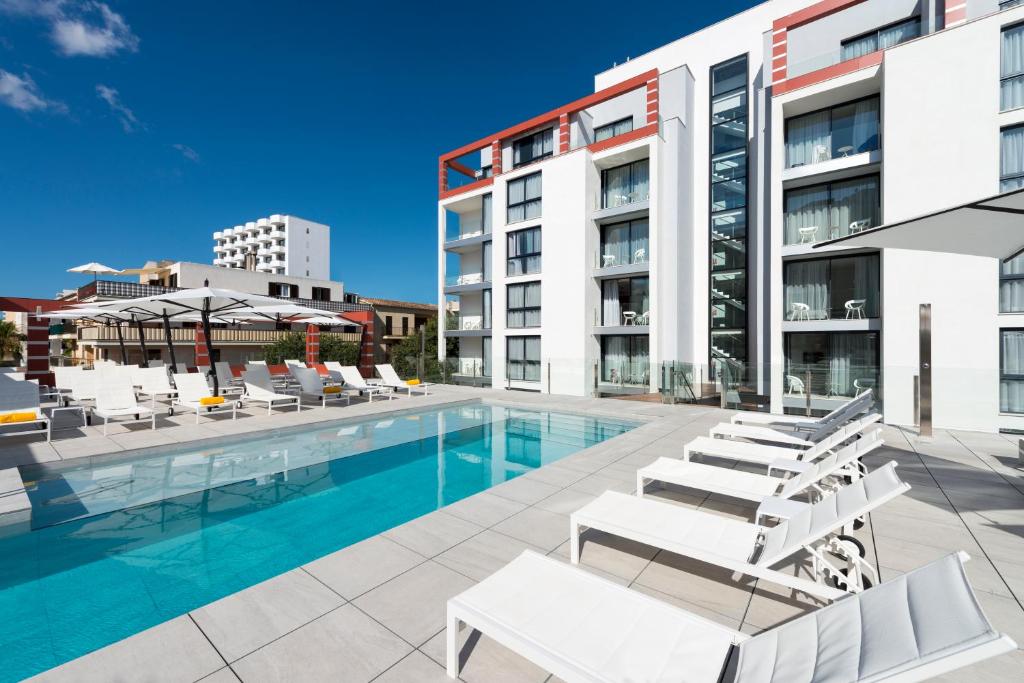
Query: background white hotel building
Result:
<box><xmin>438</xmin><ymin>0</ymin><xmax>1024</xmax><ymax>433</ymax></box>
<box><xmin>213</xmin><ymin>214</ymin><xmax>330</xmax><ymax>279</ymax></box>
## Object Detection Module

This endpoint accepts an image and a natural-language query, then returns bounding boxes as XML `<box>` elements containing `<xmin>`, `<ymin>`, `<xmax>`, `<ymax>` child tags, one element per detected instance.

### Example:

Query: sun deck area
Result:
<box><xmin>0</xmin><ymin>385</ymin><xmax>1018</xmax><ymax>682</ymax></box>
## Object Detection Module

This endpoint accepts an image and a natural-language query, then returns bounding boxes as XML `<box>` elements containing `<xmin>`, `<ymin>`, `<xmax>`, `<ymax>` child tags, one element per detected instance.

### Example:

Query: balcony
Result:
<box><xmin>443</xmin><ymin>272</ymin><xmax>490</xmax><ymax>294</ymax></box>
<box><xmin>269</xmin><ymin>244</ymin><xmax>286</xmax><ymax>255</ymax></box>
<box><xmin>270</xmin><ymin>214</ymin><xmax>285</xmax><ymax>226</ymax></box>
<box><xmin>783</xmin><ymin>173</ymin><xmax>880</xmax><ymax>249</ymax></box>
<box><xmin>595</xmin><ymin>218</ymin><xmax>649</xmax><ymax>278</ymax></box>
<box><xmin>443</xmin><ymin>315</ymin><xmax>491</xmax><ymax>338</ymax></box>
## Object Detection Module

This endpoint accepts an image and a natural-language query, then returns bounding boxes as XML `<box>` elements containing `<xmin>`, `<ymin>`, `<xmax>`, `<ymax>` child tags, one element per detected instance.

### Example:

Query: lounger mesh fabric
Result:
<box><xmin>174</xmin><ymin>373</ymin><xmax>212</xmax><ymax>403</ymax></box>
<box><xmin>452</xmin><ymin>550</ymin><xmax>738</xmax><ymax>682</ymax></box>
<box><xmin>758</xmin><ymin>463</ymin><xmax>904</xmax><ymax>565</ymax></box>
<box><xmin>727</xmin><ymin>553</ymin><xmax>1001</xmax><ymax>682</ymax></box>
<box><xmin>0</xmin><ymin>375</ymin><xmax>41</xmax><ymax>414</ymax></box>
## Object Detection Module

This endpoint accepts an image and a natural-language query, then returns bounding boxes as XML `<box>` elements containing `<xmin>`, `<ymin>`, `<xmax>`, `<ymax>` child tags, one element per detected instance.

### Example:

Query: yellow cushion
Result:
<box><xmin>199</xmin><ymin>396</ymin><xmax>225</xmax><ymax>406</ymax></box>
<box><xmin>323</xmin><ymin>386</ymin><xmax>342</xmax><ymax>394</ymax></box>
<box><xmin>407</xmin><ymin>379</ymin><xmax>421</xmax><ymax>386</ymax></box>
<box><xmin>0</xmin><ymin>412</ymin><xmax>37</xmax><ymax>424</ymax></box>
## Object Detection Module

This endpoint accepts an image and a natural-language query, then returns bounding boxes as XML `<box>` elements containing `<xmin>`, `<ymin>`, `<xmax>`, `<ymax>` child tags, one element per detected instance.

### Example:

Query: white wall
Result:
<box><xmin>285</xmin><ymin>216</ymin><xmax>331</xmax><ymax>280</ymax></box>
<box><xmin>173</xmin><ymin>262</ymin><xmax>345</xmax><ymax>300</ymax></box>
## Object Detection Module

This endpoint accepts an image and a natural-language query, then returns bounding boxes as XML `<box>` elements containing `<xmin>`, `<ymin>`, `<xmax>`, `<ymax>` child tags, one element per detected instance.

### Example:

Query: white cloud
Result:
<box><xmin>172</xmin><ymin>143</ymin><xmax>200</xmax><ymax>162</ymax></box>
<box><xmin>0</xmin><ymin>69</ymin><xmax>64</xmax><ymax>112</ymax></box>
<box><xmin>95</xmin><ymin>83</ymin><xmax>139</xmax><ymax>132</ymax></box>
<box><xmin>0</xmin><ymin>1</ymin><xmax>138</xmax><ymax>58</ymax></box>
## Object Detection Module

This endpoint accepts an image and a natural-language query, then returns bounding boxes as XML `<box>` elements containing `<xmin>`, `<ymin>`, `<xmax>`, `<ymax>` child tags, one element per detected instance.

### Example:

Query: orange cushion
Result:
<box><xmin>268</xmin><ymin>364</ymin><xmax>289</xmax><ymax>375</ymax></box>
<box><xmin>199</xmin><ymin>396</ymin><xmax>225</xmax><ymax>406</ymax></box>
<box><xmin>323</xmin><ymin>386</ymin><xmax>342</xmax><ymax>394</ymax></box>
<box><xmin>0</xmin><ymin>412</ymin><xmax>37</xmax><ymax>424</ymax></box>
<box><xmin>406</xmin><ymin>379</ymin><xmax>421</xmax><ymax>386</ymax></box>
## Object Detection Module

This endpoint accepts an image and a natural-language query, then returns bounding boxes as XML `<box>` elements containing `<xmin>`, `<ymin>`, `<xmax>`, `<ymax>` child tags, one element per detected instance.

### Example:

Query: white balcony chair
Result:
<box><xmin>845</xmin><ymin>299</ymin><xmax>867</xmax><ymax>319</ymax></box>
<box><xmin>601</xmin><ymin>254</ymin><xmax>617</xmax><ymax>268</ymax></box>
<box><xmin>633</xmin><ymin>311</ymin><xmax>650</xmax><ymax>326</ymax></box>
<box><xmin>798</xmin><ymin>226</ymin><xmax>819</xmax><ymax>244</ymax></box>
<box><xmin>849</xmin><ymin>219</ymin><xmax>871</xmax><ymax>234</ymax></box>
<box><xmin>786</xmin><ymin>373</ymin><xmax>805</xmax><ymax>396</ymax></box>
<box><xmin>812</xmin><ymin>144</ymin><xmax>829</xmax><ymax>163</ymax></box>
<box><xmin>633</xmin><ymin>247</ymin><xmax>646</xmax><ymax>263</ymax></box>
<box><xmin>789</xmin><ymin>302</ymin><xmax>810</xmax><ymax>321</ymax></box>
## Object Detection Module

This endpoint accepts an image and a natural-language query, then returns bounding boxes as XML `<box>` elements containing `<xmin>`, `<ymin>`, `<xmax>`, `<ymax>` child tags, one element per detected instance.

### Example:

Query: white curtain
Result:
<box><xmin>831</xmin><ymin>177</ymin><xmax>880</xmax><ymax>238</ymax></box>
<box><xmin>523</xmin><ymin>173</ymin><xmax>542</xmax><ymax>219</ymax></box>
<box><xmin>523</xmin><ymin>336</ymin><xmax>541</xmax><ymax>381</ymax></box>
<box><xmin>632</xmin><ymin>159</ymin><xmax>650</xmax><ymax>201</ymax></box>
<box><xmin>850</xmin><ymin>99</ymin><xmax>880</xmax><ymax>154</ymax></box>
<box><xmin>482</xmin><ymin>337</ymin><xmax>491</xmax><ymax>377</ymax></box>
<box><xmin>785</xmin><ymin>260</ymin><xmax>829</xmax><ymax>319</ymax></box>
<box><xmin>1001</xmin><ymin>126</ymin><xmax>1024</xmax><ymax>187</ymax></box>
<box><xmin>829</xmin><ymin>333</ymin><xmax>877</xmax><ymax>398</ymax></box>
<box><xmin>784</xmin><ymin>184</ymin><xmax>829</xmax><ymax>244</ymax></box>
<box><xmin>603</xmin><ymin>279</ymin><xmax>621</xmax><ymax>325</ymax></box>
<box><xmin>1002</xmin><ymin>255</ymin><xmax>1024</xmax><ymax>312</ymax></box>
<box><xmin>1003</xmin><ymin>24</ymin><xmax>1024</xmax><ymax>110</ymax></box>
<box><xmin>507</xmin><ymin>284</ymin><xmax>525</xmax><ymax>328</ymax></box>
<box><xmin>482</xmin><ymin>289</ymin><xmax>492</xmax><ymax>329</ymax></box>
<box><xmin>523</xmin><ymin>282</ymin><xmax>541</xmax><ymax>327</ymax></box>
<box><xmin>601</xmin><ymin>222</ymin><xmax>629</xmax><ymax>266</ymax></box>
<box><xmin>841</xmin><ymin>34</ymin><xmax>876</xmax><ymax>61</ymax></box>
<box><xmin>878</xmin><ymin>19</ymin><xmax>919</xmax><ymax>49</ymax></box>
<box><xmin>786</xmin><ymin>111</ymin><xmax>830</xmax><ymax>167</ymax></box>
<box><xmin>602</xmin><ymin>336</ymin><xmax>628</xmax><ymax>382</ymax></box>
<box><xmin>852</xmin><ymin>254</ymin><xmax>880</xmax><ymax>317</ymax></box>
<box><xmin>603</xmin><ymin>165</ymin><xmax>630</xmax><ymax>207</ymax></box>
<box><xmin>481</xmin><ymin>194</ymin><xmax>492</xmax><ymax>234</ymax></box>
<box><xmin>1001</xmin><ymin>330</ymin><xmax>1024</xmax><ymax>412</ymax></box>
<box><xmin>632</xmin><ymin>220</ymin><xmax>649</xmax><ymax>263</ymax></box>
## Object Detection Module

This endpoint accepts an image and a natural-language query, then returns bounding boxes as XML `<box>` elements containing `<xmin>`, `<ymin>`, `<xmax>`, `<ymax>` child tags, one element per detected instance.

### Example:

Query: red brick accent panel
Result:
<box><xmin>342</xmin><ymin>310</ymin><xmax>376</xmax><ymax>378</ymax></box>
<box><xmin>558</xmin><ymin>114</ymin><xmax>570</xmax><ymax>154</ymax></box>
<box><xmin>945</xmin><ymin>3</ymin><xmax>967</xmax><ymax>27</ymax></box>
<box><xmin>773</xmin><ymin>50</ymin><xmax>882</xmax><ymax>95</ymax></box>
<box><xmin>26</xmin><ymin>315</ymin><xmax>52</xmax><ymax>384</ymax></box>
<box><xmin>772</xmin><ymin>28</ymin><xmax>788</xmax><ymax>84</ymax></box>
<box><xmin>305</xmin><ymin>323</ymin><xmax>320</xmax><ymax>365</ymax></box>
<box><xmin>646</xmin><ymin>78</ymin><xmax>659</xmax><ymax>125</ymax></box>
<box><xmin>194</xmin><ymin>322</ymin><xmax>210</xmax><ymax>367</ymax></box>
<box><xmin>491</xmin><ymin>140</ymin><xmax>502</xmax><ymax>175</ymax></box>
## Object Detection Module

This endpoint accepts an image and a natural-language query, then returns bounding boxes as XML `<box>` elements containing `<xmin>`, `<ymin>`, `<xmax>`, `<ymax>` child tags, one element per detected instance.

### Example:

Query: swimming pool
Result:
<box><xmin>0</xmin><ymin>403</ymin><xmax>636</xmax><ymax>681</ymax></box>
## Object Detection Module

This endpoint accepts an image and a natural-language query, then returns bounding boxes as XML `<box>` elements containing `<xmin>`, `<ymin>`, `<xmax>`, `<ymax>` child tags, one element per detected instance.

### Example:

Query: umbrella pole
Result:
<box><xmin>114</xmin><ymin>321</ymin><xmax>128</xmax><ymax>364</ymax></box>
<box><xmin>135</xmin><ymin>317</ymin><xmax>150</xmax><ymax>368</ymax></box>
<box><xmin>202</xmin><ymin>303</ymin><xmax>219</xmax><ymax>396</ymax></box>
<box><xmin>162</xmin><ymin>312</ymin><xmax>178</xmax><ymax>374</ymax></box>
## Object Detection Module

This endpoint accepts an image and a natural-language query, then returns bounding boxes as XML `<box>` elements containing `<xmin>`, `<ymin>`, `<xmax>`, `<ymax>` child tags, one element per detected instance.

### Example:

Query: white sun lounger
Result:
<box><xmin>214</xmin><ymin>362</ymin><xmax>245</xmax><ymax>396</ymax></box>
<box><xmin>92</xmin><ymin>377</ymin><xmax>156</xmax><ymax>435</ymax></box>
<box><xmin>134</xmin><ymin>366</ymin><xmax>178</xmax><ymax>409</ymax></box>
<box><xmin>241</xmin><ymin>368</ymin><xmax>301</xmax><ymax>415</ymax></box>
<box><xmin>0</xmin><ymin>375</ymin><xmax>51</xmax><ymax>441</ymax></box>
<box><xmin>446</xmin><ymin>549</ymin><xmax>1016</xmax><ymax>682</ymax></box>
<box><xmin>338</xmin><ymin>365</ymin><xmax>392</xmax><ymax>402</ymax></box>
<box><xmin>640</xmin><ymin>428</ymin><xmax>884</xmax><ymax>515</ymax></box>
<box><xmin>290</xmin><ymin>366</ymin><xmax>351</xmax><ymax>408</ymax></box>
<box><xmin>685</xmin><ymin>413</ymin><xmax>882</xmax><ymax>473</ymax></box>
<box><xmin>375</xmin><ymin>364</ymin><xmax>432</xmax><ymax>396</ymax></box>
<box><xmin>172</xmin><ymin>373</ymin><xmax>238</xmax><ymax>423</ymax></box>
<box><xmin>571</xmin><ymin>462</ymin><xmax>909</xmax><ymax>601</ymax></box>
<box><xmin>731</xmin><ymin>389</ymin><xmax>873</xmax><ymax>430</ymax></box>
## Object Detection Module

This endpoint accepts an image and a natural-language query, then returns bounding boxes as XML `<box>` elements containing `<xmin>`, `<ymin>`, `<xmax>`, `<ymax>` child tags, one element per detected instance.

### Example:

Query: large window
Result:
<box><xmin>600</xmin><ymin>219</ymin><xmax>649</xmax><ymax>267</ymax></box>
<box><xmin>601</xmin><ymin>336</ymin><xmax>649</xmax><ymax>385</ymax></box>
<box><xmin>1001</xmin><ymin>125</ymin><xmax>1024</xmax><ymax>191</ymax></box>
<box><xmin>507</xmin><ymin>336</ymin><xmax>540</xmax><ymax>381</ymax></box>
<box><xmin>1001</xmin><ymin>330</ymin><xmax>1024</xmax><ymax>413</ymax></box>
<box><xmin>483</xmin><ymin>289</ymin><xmax>493</xmax><ymax>329</ymax></box>
<box><xmin>785</xmin><ymin>97</ymin><xmax>880</xmax><ymax>168</ymax></box>
<box><xmin>601</xmin><ymin>277</ymin><xmax>650</xmax><ymax>326</ymax></box>
<box><xmin>507</xmin><ymin>282</ymin><xmax>541</xmax><ymax>328</ymax></box>
<box><xmin>840</xmin><ymin>17</ymin><xmax>920</xmax><ymax>61</ymax></box>
<box><xmin>1003</xmin><ymin>23</ymin><xmax>1024</xmax><ymax>111</ymax></box>
<box><xmin>595</xmin><ymin>117</ymin><xmax>633</xmax><ymax>142</ymax></box>
<box><xmin>785</xmin><ymin>331</ymin><xmax>879</xmax><ymax>399</ymax></box>
<box><xmin>710</xmin><ymin>55</ymin><xmax>749</xmax><ymax>363</ymax></box>
<box><xmin>784</xmin><ymin>174</ymin><xmax>880</xmax><ymax>245</ymax></box>
<box><xmin>784</xmin><ymin>254</ymin><xmax>880</xmax><ymax>320</ymax></box>
<box><xmin>513</xmin><ymin>129</ymin><xmax>553</xmax><ymax>167</ymax></box>
<box><xmin>482</xmin><ymin>337</ymin><xmax>492</xmax><ymax>377</ymax></box>
<box><xmin>507</xmin><ymin>227</ymin><xmax>541</xmax><ymax>276</ymax></box>
<box><xmin>507</xmin><ymin>172</ymin><xmax>542</xmax><ymax>223</ymax></box>
<box><xmin>601</xmin><ymin>159</ymin><xmax>649</xmax><ymax>208</ymax></box>
<box><xmin>481</xmin><ymin>193</ymin><xmax>492</xmax><ymax>234</ymax></box>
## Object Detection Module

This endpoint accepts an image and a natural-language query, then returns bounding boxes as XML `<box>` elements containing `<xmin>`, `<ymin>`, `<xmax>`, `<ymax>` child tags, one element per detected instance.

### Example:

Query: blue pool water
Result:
<box><xmin>0</xmin><ymin>403</ymin><xmax>635</xmax><ymax>681</ymax></box>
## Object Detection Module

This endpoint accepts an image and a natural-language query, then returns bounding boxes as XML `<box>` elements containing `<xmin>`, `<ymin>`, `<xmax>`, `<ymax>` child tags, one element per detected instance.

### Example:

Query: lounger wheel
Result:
<box><xmin>832</xmin><ymin>567</ymin><xmax>873</xmax><ymax>591</ymax></box>
<box><xmin>167</xmin><ymin>407</ymin><xmax>174</xmax><ymax>416</ymax></box>
<box><xmin>851</xmin><ymin>515</ymin><xmax>865</xmax><ymax>531</ymax></box>
<box><xmin>833</xmin><ymin>534</ymin><xmax>866</xmax><ymax>559</ymax></box>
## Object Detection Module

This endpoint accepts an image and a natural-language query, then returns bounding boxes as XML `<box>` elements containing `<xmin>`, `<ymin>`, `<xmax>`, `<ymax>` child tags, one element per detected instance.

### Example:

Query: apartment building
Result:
<box><xmin>439</xmin><ymin>0</ymin><xmax>1024</xmax><ymax>432</ymax></box>
<box><xmin>212</xmin><ymin>214</ymin><xmax>330</xmax><ymax>280</ymax></box>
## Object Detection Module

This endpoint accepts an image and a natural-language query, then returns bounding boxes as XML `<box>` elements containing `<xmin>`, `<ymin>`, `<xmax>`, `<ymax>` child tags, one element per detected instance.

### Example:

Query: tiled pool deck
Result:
<box><xmin>2</xmin><ymin>386</ymin><xmax>1023</xmax><ymax>682</ymax></box>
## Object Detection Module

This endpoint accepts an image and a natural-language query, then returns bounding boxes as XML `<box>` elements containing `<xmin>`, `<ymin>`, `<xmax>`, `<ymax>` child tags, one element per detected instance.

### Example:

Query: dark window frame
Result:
<box><xmin>1001</xmin><ymin>124</ymin><xmax>1024</xmax><ymax>189</ymax></box>
<box><xmin>782</xmin><ymin>171</ymin><xmax>881</xmax><ymax>245</ymax></box>
<box><xmin>512</xmin><ymin>129</ymin><xmax>554</xmax><ymax>168</ymax></box>
<box><xmin>783</xmin><ymin>252</ymin><xmax>881</xmax><ymax>320</ymax></box>
<box><xmin>506</xmin><ymin>335</ymin><xmax>541</xmax><ymax>382</ymax></box>
<box><xmin>594</xmin><ymin>116</ymin><xmax>634</xmax><ymax>143</ymax></box>
<box><xmin>385</xmin><ymin>315</ymin><xmax>393</xmax><ymax>335</ymax></box>
<box><xmin>783</xmin><ymin>94</ymin><xmax>881</xmax><ymax>167</ymax></box>
<box><xmin>840</xmin><ymin>15</ymin><xmax>921</xmax><ymax>57</ymax></box>
<box><xmin>600</xmin><ymin>158</ymin><xmax>650</xmax><ymax>208</ymax></box>
<box><xmin>506</xmin><ymin>171</ymin><xmax>542</xmax><ymax>224</ymax></box>
<box><xmin>506</xmin><ymin>281</ymin><xmax>542</xmax><ymax>329</ymax></box>
<box><xmin>506</xmin><ymin>226</ymin><xmax>542</xmax><ymax>276</ymax></box>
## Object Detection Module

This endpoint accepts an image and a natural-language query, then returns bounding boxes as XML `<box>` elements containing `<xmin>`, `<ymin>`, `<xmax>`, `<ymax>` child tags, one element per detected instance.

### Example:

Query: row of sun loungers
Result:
<box><xmin>445</xmin><ymin>389</ymin><xmax>1019</xmax><ymax>680</ymax></box>
<box><xmin>0</xmin><ymin>361</ymin><xmax>431</xmax><ymax>439</ymax></box>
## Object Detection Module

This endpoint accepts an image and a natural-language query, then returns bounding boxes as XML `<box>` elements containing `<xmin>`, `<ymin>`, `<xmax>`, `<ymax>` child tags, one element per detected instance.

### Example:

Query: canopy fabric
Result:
<box><xmin>224</xmin><ymin>303</ymin><xmax>343</xmax><ymax>321</ymax></box>
<box><xmin>305</xmin><ymin>324</ymin><xmax>320</xmax><ymax>365</ymax></box>
<box><xmin>89</xmin><ymin>287</ymin><xmax>283</xmax><ymax>318</ymax></box>
<box><xmin>67</xmin><ymin>262</ymin><xmax>120</xmax><ymax>275</ymax></box>
<box><xmin>299</xmin><ymin>315</ymin><xmax>360</xmax><ymax>326</ymax></box>
<box><xmin>814</xmin><ymin>187</ymin><xmax>1024</xmax><ymax>261</ymax></box>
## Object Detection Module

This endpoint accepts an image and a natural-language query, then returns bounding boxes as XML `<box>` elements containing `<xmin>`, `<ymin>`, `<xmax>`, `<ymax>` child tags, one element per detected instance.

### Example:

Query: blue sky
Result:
<box><xmin>0</xmin><ymin>0</ymin><xmax>758</xmax><ymax>302</ymax></box>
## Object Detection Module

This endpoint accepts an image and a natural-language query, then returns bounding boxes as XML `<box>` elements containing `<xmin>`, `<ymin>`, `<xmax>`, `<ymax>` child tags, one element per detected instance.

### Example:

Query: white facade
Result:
<box><xmin>439</xmin><ymin>0</ymin><xmax>1024</xmax><ymax>432</ymax></box>
<box><xmin>212</xmin><ymin>214</ymin><xmax>330</xmax><ymax>280</ymax></box>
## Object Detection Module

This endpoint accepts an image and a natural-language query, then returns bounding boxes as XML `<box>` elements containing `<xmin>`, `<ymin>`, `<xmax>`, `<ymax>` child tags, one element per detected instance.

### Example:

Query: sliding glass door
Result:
<box><xmin>785</xmin><ymin>331</ymin><xmax>879</xmax><ymax>398</ymax></box>
<box><xmin>784</xmin><ymin>175</ymin><xmax>880</xmax><ymax>245</ymax></box>
<box><xmin>784</xmin><ymin>254</ymin><xmax>880</xmax><ymax>320</ymax></box>
<box><xmin>600</xmin><ymin>336</ymin><xmax>650</xmax><ymax>386</ymax></box>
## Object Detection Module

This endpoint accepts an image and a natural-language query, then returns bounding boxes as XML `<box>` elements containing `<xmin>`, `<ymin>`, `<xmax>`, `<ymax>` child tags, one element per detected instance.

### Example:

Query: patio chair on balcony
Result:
<box><xmin>786</xmin><ymin>374</ymin><xmax>806</xmax><ymax>396</ymax></box>
<box><xmin>798</xmin><ymin>226</ymin><xmax>819</xmax><ymax>244</ymax></box>
<box><xmin>812</xmin><ymin>144</ymin><xmax>829</xmax><ymax>163</ymax></box>
<box><xmin>849</xmin><ymin>219</ymin><xmax>871</xmax><ymax>234</ymax></box>
<box><xmin>634</xmin><ymin>311</ymin><xmax>650</xmax><ymax>326</ymax></box>
<box><xmin>845</xmin><ymin>299</ymin><xmax>867</xmax><ymax>319</ymax></box>
<box><xmin>633</xmin><ymin>248</ymin><xmax>646</xmax><ymax>263</ymax></box>
<box><xmin>789</xmin><ymin>302</ymin><xmax>811</xmax><ymax>321</ymax></box>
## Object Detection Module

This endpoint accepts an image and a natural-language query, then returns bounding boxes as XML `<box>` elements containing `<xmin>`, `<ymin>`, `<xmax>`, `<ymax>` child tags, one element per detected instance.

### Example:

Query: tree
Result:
<box><xmin>261</xmin><ymin>331</ymin><xmax>360</xmax><ymax>365</ymax></box>
<box><xmin>0</xmin><ymin>320</ymin><xmax>24</xmax><ymax>365</ymax></box>
<box><xmin>387</xmin><ymin>317</ymin><xmax>455</xmax><ymax>380</ymax></box>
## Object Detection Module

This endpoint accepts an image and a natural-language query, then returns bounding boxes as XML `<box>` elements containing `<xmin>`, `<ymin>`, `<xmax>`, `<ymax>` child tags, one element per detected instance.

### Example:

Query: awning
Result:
<box><xmin>813</xmin><ymin>187</ymin><xmax>1024</xmax><ymax>262</ymax></box>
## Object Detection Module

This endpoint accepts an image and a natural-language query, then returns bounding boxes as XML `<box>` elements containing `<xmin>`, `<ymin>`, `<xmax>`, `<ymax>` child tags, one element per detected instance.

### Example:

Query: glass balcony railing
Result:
<box><xmin>444</xmin><ymin>272</ymin><xmax>489</xmax><ymax>287</ymax></box>
<box><xmin>446</xmin><ymin>316</ymin><xmax>490</xmax><ymax>332</ymax></box>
